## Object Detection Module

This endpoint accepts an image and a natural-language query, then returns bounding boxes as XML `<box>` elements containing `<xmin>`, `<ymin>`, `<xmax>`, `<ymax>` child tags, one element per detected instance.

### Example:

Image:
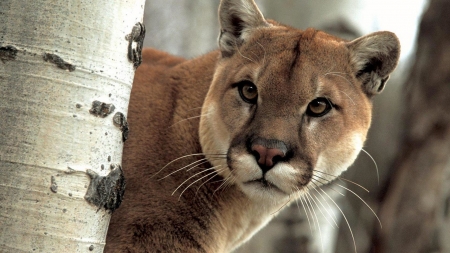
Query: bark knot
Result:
<box><xmin>113</xmin><ymin>112</ymin><xmax>129</xmax><ymax>142</ymax></box>
<box><xmin>43</xmin><ymin>53</ymin><xmax>76</xmax><ymax>72</ymax></box>
<box><xmin>126</xmin><ymin>22</ymin><xmax>146</xmax><ymax>68</ymax></box>
<box><xmin>89</xmin><ymin>101</ymin><xmax>115</xmax><ymax>118</ymax></box>
<box><xmin>0</xmin><ymin>45</ymin><xmax>18</xmax><ymax>63</ymax></box>
<box><xmin>84</xmin><ymin>164</ymin><xmax>126</xmax><ymax>213</ymax></box>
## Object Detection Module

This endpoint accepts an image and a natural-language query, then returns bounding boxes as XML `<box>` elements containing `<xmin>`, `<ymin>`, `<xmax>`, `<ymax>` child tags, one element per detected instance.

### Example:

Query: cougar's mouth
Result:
<box><xmin>244</xmin><ymin>178</ymin><xmax>286</xmax><ymax>194</ymax></box>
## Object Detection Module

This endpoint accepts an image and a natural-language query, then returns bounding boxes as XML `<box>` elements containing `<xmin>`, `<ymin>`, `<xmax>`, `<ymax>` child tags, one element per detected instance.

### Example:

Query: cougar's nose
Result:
<box><xmin>250</xmin><ymin>138</ymin><xmax>288</xmax><ymax>173</ymax></box>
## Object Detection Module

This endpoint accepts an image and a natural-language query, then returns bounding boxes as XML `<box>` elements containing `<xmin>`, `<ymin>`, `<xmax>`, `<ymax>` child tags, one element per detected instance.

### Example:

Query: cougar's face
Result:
<box><xmin>200</xmin><ymin>28</ymin><xmax>372</xmax><ymax>202</ymax></box>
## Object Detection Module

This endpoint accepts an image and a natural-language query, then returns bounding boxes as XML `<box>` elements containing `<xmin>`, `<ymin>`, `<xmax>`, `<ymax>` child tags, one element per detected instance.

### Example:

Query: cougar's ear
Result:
<box><xmin>347</xmin><ymin>31</ymin><xmax>400</xmax><ymax>96</ymax></box>
<box><xmin>218</xmin><ymin>0</ymin><xmax>269</xmax><ymax>57</ymax></box>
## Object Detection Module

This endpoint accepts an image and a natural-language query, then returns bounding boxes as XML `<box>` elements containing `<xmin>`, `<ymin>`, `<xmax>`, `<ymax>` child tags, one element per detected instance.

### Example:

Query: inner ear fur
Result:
<box><xmin>218</xmin><ymin>0</ymin><xmax>269</xmax><ymax>57</ymax></box>
<box><xmin>346</xmin><ymin>31</ymin><xmax>401</xmax><ymax>96</ymax></box>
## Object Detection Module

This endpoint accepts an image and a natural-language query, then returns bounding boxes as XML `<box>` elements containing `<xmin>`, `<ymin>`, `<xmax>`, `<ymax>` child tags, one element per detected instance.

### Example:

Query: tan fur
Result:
<box><xmin>105</xmin><ymin>0</ymin><xmax>400</xmax><ymax>252</ymax></box>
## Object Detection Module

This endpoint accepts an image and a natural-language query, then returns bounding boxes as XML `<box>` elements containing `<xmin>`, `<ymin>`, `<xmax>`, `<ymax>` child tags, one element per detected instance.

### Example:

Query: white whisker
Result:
<box><xmin>302</xmin><ymin>192</ymin><xmax>316</xmax><ymax>231</ymax></box>
<box><xmin>336</xmin><ymin>184</ymin><xmax>382</xmax><ymax>229</ymax></box>
<box><xmin>236</xmin><ymin>44</ymin><xmax>256</xmax><ymax>64</ymax></box>
<box><xmin>318</xmin><ymin>186</ymin><xmax>357</xmax><ymax>253</ymax></box>
<box><xmin>297</xmin><ymin>188</ymin><xmax>313</xmax><ymax>234</ymax></box>
<box><xmin>186</xmin><ymin>106</ymin><xmax>203</xmax><ymax>112</ymax></box>
<box><xmin>270</xmin><ymin>194</ymin><xmax>291</xmax><ymax>216</ymax></box>
<box><xmin>324</xmin><ymin>72</ymin><xmax>357</xmax><ymax>105</ymax></box>
<box><xmin>311</xmin><ymin>176</ymin><xmax>346</xmax><ymax>196</ymax></box>
<box><xmin>196</xmin><ymin>176</ymin><xmax>223</xmax><ymax>196</ymax></box>
<box><xmin>338</xmin><ymin>90</ymin><xmax>356</xmax><ymax>105</ymax></box>
<box><xmin>222</xmin><ymin>175</ymin><xmax>236</xmax><ymax>192</ymax></box>
<box><xmin>158</xmin><ymin>158</ymin><xmax>210</xmax><ymax>180</ymax></box>
<box><xmin>178</xmin><ymin>167</ymin><xmax>224</xmax><ymax>200</ymax></box>
<box><xmin>172</xmin><ymin>167</ymin><xmax>221</xmax><ymax>196</ymax></box>
<box><xmin>324</xmin><ymin>72</ymin><xmax>350</xmax><ymax>82</ymax></box>
<box><xmin>311</xmin><ymin>186</ymin><xmax>339</xmax><ymax>227</ymax></box>
<box><xmin>305</xmin><ymin>191</ymin><xmax>324</xmax><ymax>253</ymax></box>
<box><xmin>213</xmin><ymin>174</ymin><xmax>232</xmax><ymax>196</ymax></box>
<box><xmin>170</xmin><ymin>113</ymin><xmax>210</xmax><ymax>128</ymax></box>
<box><xmin>293</xmin><ymin>188</ymin><xmax>312</xmax><ymax>231</ymax></box>
<box><xmin>307</xmin><ymin>188</ymin><xmax>338</xmax><ymax>228</ymax></box>
<box><xmin>152</xmin><ymin>153</ymin><xmax>207</xmax><ymax>178</ymax></box>
<box><xmin>299</xmin><ymin>195</ymin><xmax>314</xmax><ymax>234</ymax></box>
<box><xmin>361</xmin><ymin>148</ymin><xmax>380</xmax><ymax>185</ymax></box>
<box><xmin>324</xmin><ymin>71</ymin><xmax>346</xmax><ymax>76</ymax></box>
<box><xmin>152</xmin><ymin>153</ymin><xmax>226</xmax><ymax>178</ymax></box>
<box><xmin>256</xmin><ymin>41</ymin><xmax>266</xmax><ymax>65</ymax></box>
<box><xmin>186</xmin><ymin>160</ymin><xmax>214</xmax><ymax>172</ymax></box>
<box><xmin>314</xmin><ymin>170</ymin><xmax>369</xmax><ymax>193</ymax></box>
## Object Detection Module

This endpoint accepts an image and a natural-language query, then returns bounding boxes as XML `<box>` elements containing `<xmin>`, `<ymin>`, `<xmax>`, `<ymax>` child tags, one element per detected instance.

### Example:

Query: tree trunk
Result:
<box><xmin>0</xmin><ymin>1</ymin><xmax>145</xmax><ymax>252</ymax></box>
<box><xmin>373</xmin><ymin>1</ymin><xmax>450</xmax><ymax>252</ymax></box>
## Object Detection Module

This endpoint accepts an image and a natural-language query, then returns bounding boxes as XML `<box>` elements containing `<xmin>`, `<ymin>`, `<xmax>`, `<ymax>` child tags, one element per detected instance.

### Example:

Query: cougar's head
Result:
<box><xmin>199</xmin><ymin>0</ymin><xmax>400</xmax><ymax>202</ymax></box>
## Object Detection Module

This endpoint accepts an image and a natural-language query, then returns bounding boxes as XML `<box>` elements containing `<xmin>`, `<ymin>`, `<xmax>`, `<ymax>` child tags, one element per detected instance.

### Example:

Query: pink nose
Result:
<box><xmin>251</xmin><ymin>144</ymin><xmax>286</xmax><ymax>169</ymax></box>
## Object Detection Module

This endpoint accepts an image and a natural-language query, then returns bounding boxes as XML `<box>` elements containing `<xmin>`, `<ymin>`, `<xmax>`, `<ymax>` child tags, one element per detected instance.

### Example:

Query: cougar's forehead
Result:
<box><xmin>221</xmin><ymin>28</ymin><xmax>368</xmax><ymax>119</ymax></box>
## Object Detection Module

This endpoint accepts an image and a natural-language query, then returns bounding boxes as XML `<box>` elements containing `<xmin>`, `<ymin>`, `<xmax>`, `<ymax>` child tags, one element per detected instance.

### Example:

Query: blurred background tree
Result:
<box><xmin>372</xmin><ymin>1</ymin><xmax>450</xmax><ymax>252</ymax></box>
<box><xmin>139</xmin><ymin>1</ymin><xmax>450</xmax><ymax>253</ymax></box>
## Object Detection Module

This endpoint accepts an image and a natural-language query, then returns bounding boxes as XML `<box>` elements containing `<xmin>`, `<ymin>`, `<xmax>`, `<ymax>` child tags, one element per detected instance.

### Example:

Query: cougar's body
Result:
<box><xmin>106</xmin><ymin>0</ymin><xmax>400</xmax><ymax>252</ymax></box>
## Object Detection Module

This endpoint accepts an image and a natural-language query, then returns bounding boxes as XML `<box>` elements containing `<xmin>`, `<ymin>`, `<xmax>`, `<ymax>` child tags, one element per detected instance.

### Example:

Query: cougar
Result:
<box><xmin>105</xmin><ymin>0</ymin><xmax>400</xmax><ymax>252</ymax></box>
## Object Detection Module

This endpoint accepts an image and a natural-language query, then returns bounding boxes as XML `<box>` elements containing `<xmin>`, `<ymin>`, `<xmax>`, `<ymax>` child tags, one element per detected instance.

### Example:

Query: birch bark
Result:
<box><xmin>0</xmin><ymin>1</ymin><xmax>145</xmax><ymax>252</ymax></box>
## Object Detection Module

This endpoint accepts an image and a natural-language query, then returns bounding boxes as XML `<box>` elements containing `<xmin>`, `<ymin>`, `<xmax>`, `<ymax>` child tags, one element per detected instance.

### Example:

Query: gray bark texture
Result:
<box><xmin>372</xmin><ymin>1</ymin><xmax>450</xmax><ymax>252</ymax></box>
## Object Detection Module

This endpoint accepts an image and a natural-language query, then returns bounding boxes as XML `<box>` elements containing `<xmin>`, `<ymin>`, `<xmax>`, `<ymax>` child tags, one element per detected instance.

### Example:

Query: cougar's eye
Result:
<box><xmin>306</xmin><ymin>97</ymin><xmax>332</xmax><ymax>117</ymax></box>
<box><xmin>237</xmin><ymin>81</ymin><xmax>258</xmax><ymax>104</ymax></box>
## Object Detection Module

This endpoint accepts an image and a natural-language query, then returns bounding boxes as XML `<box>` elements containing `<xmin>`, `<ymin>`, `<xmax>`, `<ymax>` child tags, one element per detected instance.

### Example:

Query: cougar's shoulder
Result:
<box><xmin>105</xmin><ymin>48</ymin><xmax>226</xmax><ymax>252</ymax></box>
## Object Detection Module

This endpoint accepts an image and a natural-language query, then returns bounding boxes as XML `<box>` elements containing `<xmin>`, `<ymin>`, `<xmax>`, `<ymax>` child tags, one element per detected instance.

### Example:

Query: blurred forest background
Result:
<box><xmin>141</xmin><ymin>1</ymin><xmax>450</xmax><ymax>252</ymax></box>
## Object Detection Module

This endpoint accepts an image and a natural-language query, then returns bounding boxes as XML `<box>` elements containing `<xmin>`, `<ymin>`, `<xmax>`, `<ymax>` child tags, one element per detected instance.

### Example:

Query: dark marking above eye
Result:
<box><xmin>289</xmin><ymin>39</ymin><xmax>301</xmax><ymax>80</ymax></box>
